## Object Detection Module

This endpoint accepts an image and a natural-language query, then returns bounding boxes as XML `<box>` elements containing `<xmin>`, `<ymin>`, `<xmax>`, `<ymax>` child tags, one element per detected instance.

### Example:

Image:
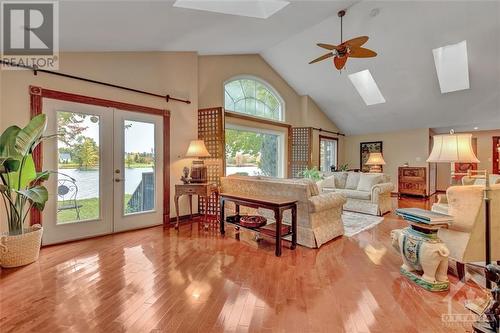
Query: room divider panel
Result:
<box><xmin>198</xmin><ymin>107</ymin><xmax>225</xmax><ymax>217</ymax></box>
<box><xmin>289</xmin><ymin>127</ymin><xmax>313</xmax><ymax>178</ymax></box>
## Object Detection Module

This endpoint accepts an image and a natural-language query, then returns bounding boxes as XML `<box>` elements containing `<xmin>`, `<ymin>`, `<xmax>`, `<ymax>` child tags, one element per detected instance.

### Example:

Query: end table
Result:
<box><xmin>174</xmin><ymin>183</ymin><xmax>218</xmax><ymax>229</ymax></box>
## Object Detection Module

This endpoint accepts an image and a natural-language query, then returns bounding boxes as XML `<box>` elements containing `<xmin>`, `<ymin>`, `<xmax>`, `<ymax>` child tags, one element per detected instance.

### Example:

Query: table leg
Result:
<box><xmin>291</xmin><ymin>205</ymin><xmax>297</xmax><ymax>250</ymax></box>
<box><xmin>175</xmin><ymin>195</ymin><xmax>180</xmax><ymax>230</ymax></box>
<box><xmin>220</xmin><ymin>198</ymin><xmax>225</xmax><ymax>235</ymax></box>
<box><xmin>204</xmin><ymin>195</ymin><xmax>209</xmax><ymax>229</ymax></box>
<box><xmin>188</xmin><ymin>194</ymin><xmax>193</xmax><ymax>229</ymax></box>
<box><xmin>274</xmin><ymin>209</ymin><xmax>282</xmax><ymax>257</ymax></box>
<box><xmin>235</xmin><ymin>204</ymin><xmax>240</xmax><ymax>215</ymax></box>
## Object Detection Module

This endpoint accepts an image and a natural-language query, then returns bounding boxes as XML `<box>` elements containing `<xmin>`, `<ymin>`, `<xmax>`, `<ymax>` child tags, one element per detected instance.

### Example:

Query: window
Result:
<box><xmin>224</xmin><ymin>77</ymin><xmax>284</xmax><ymax>121</ymax></box>
<box><xmin>225</xmin><ymin>125</ymin><xmax>285</xmax><ymax>178</ymax></box>
<box><xmin>319</xmin><ymin>136</ymin><xmax>338</xmax><ymax>172</ymax></box>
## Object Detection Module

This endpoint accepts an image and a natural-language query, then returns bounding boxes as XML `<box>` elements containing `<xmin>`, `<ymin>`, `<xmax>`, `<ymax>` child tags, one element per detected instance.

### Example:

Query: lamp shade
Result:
<box><xmin>185</xmin><ymin>140</ymin><xmax>211</xmax><ymax>158</ymax></box>
<box><xmin>427</xmin><ymin>133</ymin><xmax>479</xmax><ymax>163</ymax></box>
<box><xmin>366</xmin><ymin>152</ymin><xmax>386</xmax><ymax>165</ymax></box>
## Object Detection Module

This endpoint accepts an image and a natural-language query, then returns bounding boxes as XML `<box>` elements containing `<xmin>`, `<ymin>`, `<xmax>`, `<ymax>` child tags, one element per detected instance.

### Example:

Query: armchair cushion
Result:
<box><xmin>334</xmin><ymin>189</ymin><xmax>371</xmax><ymax>200</ymax></box>
<box><xmin>308</xmin><ymin>192</ymin><xmax>346</xmax><ymax>213</ymax></box>
<box><xmin>357</xmin><ymin>173</ymin><xmax>384</xmax><ymax>192</ymax></box>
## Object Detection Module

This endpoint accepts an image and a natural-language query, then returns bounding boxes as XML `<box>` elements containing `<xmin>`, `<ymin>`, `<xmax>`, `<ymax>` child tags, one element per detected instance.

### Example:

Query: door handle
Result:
<box><xmin>114</xmin><ymin>178</ymin><xmax>124</xmax><ymax>183</ymax></box>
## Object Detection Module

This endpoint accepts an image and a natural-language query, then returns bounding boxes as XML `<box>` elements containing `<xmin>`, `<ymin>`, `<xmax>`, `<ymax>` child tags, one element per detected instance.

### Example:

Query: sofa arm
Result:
<box><xmin>371</xmin><ymin>182</ymin><xmax>394</xmax><ymax>203</ymax></box>
<box><xmin>308</xmin><ymin>193</ymin><xmax>346</xmax><ymax>213</ymax></box>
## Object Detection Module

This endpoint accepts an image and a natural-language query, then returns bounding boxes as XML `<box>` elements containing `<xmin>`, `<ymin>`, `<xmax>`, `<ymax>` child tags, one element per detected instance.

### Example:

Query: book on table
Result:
<box><xmin>396</xmin><ymin>208</ymin><xmax>453</xmax><ymax>224</ymax></box>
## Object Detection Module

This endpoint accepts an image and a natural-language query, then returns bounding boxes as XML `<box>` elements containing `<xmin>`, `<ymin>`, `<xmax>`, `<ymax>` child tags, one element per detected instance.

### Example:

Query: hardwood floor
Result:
<box><xmin>0</xmin><ymin>196</ymin><xmax>485</xmax><ymax>332</ymax></box>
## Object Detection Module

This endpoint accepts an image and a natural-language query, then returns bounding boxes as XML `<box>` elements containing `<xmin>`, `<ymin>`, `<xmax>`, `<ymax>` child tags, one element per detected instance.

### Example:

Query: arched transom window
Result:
<box><xmin>224</xmin><ymin>77</ymin><xmax>284</xmax><ymax>121</ymax></box>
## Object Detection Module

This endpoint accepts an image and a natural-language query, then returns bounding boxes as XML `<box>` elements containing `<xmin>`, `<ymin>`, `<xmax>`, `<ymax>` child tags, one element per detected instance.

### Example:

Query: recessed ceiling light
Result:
<box><xmin>474</xmin><ymin>127</ymin><xmax>479</xmax><ymax>130</ymax></box>
<box><xmin>348</xmin><ymin>70</ymin><xmax>386</xmax><ymax>106</ymax></box>
<box><xmin>173</xmin><ymin>0</ymin><xmax>290</xmax><ymax>19</ymax></box>
<box><xmin>432</xmin><ymin>40</ymin><xmax>470</xmax><ymax>94</ymax></box>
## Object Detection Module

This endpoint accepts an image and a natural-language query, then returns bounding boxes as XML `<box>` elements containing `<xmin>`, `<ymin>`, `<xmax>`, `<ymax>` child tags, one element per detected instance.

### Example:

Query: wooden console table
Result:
<box><xmin>174</xmin><ymin>183</ymin><xmax>218</xmax><ymax>229</ymax></box>
<box><xmin>219</xmin><ymin>193</ymin><xmax>297</xmax><ymax>257</ymax></box>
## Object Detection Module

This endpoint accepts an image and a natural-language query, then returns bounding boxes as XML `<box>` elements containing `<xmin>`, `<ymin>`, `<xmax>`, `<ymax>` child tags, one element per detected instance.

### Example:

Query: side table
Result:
<box><xmin>174</xmin><ymin>183</ymin><xmax>218</xmax><ymax>229</ymax></box>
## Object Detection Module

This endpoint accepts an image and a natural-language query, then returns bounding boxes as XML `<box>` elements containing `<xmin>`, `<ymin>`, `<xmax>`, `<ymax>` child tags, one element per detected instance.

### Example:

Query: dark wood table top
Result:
<box><xmin>219</xmin><ymin>192</ymin><xmax>297</xmax><ymax>207</ymax></box>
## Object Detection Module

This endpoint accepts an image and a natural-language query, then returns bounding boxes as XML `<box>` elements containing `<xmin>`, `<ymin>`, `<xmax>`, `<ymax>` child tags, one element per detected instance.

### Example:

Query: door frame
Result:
<box><xmin>29</xmin><ymin>85</ymin><xmax>170</xmax><ymax>228</ymax></box>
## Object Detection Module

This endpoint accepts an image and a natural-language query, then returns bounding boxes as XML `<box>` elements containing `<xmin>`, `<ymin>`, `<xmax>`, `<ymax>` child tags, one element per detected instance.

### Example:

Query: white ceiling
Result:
<box><xmin>59</xmin><ymin>1</ymin><xmax>500</xmax><ymax>135</ymax></box>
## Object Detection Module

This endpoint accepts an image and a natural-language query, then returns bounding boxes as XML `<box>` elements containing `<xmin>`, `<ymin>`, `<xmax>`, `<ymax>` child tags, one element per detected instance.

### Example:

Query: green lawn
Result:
<box><xmin>58</xmin><ymin>194</ymin><xmax>132</xmax><ymax>224</ymax></box>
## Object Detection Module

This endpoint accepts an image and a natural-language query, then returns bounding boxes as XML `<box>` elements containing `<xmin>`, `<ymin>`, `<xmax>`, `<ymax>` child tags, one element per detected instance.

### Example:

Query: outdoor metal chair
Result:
<box><xmin>57</xmin><ymin>175</ymin><xmax>82</xmax><ymax>219</ymax></box>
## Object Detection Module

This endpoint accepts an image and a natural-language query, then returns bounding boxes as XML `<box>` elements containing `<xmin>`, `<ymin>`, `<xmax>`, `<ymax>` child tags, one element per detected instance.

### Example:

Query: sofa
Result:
<box><xmin>433</xmin><ymin>184</ymin><xmax>500</xmax><ymax>281</ymax></box>
<box><xmin>317</xmin><ymin>172</ymin><xmax>394</xmax><ymax>216</ymax></box>
<box><xmin>220</xmin><ymin>176</ymin><xmax>346</xmax><ymax>248</ymax></box>
<box><xmin>432</xmin><ymin>174</ymin><xmax>500</xmax><ymax>214</ymax></box>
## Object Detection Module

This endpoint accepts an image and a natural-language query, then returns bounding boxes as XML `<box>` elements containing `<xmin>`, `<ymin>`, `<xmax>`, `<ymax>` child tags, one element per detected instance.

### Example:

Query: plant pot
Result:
<box><xmin>0</xmin><ymin>224</ymin><xmax>43</xmax><ymax>268</ymax></box>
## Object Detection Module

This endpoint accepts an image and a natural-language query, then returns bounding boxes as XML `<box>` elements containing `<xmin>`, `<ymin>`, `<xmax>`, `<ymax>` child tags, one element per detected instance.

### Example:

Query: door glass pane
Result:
<box><xmin>320</xmin><ymin>138</ymin><xmax>337</xmax><ymax>172</ymax></box>
<box><xmin>124</xmin><ymin>120</ymin><xmax>155</xmax><ymax>214</ymax></box>
<box><xmin>57</xmin><ymin>111</ymin><xmax>100</xmax><ymax>224</ymax></box>
<box><xmin>225</xmin><ymin>127</ymin><xmax>283</xmax><ymax>177</ymax></box>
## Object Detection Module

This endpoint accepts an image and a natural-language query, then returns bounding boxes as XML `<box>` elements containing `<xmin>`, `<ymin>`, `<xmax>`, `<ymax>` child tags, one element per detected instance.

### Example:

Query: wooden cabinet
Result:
<box><xmin>398</xmin><ymin>167</ymin><xmax>427</xmax><ymax>197</ymax></box>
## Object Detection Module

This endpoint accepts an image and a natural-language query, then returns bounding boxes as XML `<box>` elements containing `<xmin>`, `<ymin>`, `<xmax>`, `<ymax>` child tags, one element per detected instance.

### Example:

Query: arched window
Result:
<box><xmin>224</xmin><ymin>77</ymin><xmax>284</xmax><ymax>121</ymax></box>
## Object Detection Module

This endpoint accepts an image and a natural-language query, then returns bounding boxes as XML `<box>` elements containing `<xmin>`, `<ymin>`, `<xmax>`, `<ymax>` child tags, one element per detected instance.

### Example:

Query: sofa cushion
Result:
<box><xmin>357</xmin><ymin>173</ymin><xmax>384</xmax><ymax>192</ymax></box>
<box><xmin>334</xmin><ymin>189</ymin><xmax>372</xmax><ymax>200</ymax></box>
<box><xmin>345</xmin><ymin>172</ymin><xmax>361</xmax><ymax>190</ymax></box>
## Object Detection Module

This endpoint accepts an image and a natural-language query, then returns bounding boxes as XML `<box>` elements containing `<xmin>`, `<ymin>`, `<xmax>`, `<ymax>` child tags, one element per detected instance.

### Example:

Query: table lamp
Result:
<box><xmin>365</xmin><ymin>152</ymin><xmax>386</xmax><ymax>173</ymax></box>
<box><xmin>186</xmin><ymin>140</ymin><xmax>211</xmax><ymax>183</ymax></box>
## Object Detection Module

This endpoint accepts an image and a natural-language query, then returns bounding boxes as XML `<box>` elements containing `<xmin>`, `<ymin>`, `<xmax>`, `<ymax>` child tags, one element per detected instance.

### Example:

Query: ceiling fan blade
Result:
<box><xmin>333</xmin><ymin>56</ymin><xmax>348</xmax><ymax>70</ymax></box>
<box><xmin>344</xmin><ymin>36</ymin><xmax>369</xmax><ymax>47</ymax></box>
<box><xmin>309</xmin><ymin>52</ymin><xmax>334</xmax><ymax>64</ymax></box>
<box><xmin>317</xmin><ymin>43</ymin><xmax>338</xmax><ymax>50</ymax></box>
<box><xmin>349</xmin><ymin>47</ymin><xmax>377</xmax><ymax>58</ymax></box>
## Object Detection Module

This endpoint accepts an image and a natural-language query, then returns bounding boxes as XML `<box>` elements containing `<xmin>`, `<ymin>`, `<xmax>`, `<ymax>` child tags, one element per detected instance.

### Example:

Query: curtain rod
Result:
<box><xmin>311</xmin><ymin>127</ymin><xmax>345</xmax><ymax>137</ymax></box>
<box><xmin>0</xmin><ymin>60</ymin><xmax>191</xmax><ymax>104</ymax></box>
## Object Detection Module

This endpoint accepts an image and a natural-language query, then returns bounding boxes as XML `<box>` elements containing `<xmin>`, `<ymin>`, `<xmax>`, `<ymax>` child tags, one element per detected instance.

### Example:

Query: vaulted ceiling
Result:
<box><xmin>59</xmin><ymin>1</ymin><xmax>500</xmax><ymax>135</ymax></box>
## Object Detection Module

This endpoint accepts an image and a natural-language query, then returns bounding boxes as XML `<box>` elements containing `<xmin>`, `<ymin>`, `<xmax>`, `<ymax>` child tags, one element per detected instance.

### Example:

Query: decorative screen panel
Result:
<box><xmin>198</xmin><ymin>107</ymin><xmax>225</xmax><ymax>216</ymax></box>
<box><xmin>290</xmin><ymin>127</ymin><xmax>312</xmax><ymax>178</ymax></box>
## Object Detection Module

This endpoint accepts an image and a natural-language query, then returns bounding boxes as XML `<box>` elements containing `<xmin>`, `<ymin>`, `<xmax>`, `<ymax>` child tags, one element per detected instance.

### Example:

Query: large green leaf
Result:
<box><xmin>15</xmin><ymin>114</ymin><xmax>47</xmax><ymax>156</ymax></box>
<box><xmin>16</xmin><ymin>185</ymin><xmax>48</xmax><ymax>211</ymax></box>
<box><xmin>0</xmin><ymin>126</ymin><xmax>22</xmax><ymax>159</ymax></box>
<box><xmin>7</xmin><ymin>154</ymin><xmax>36</xmax><ymax>190</ymax></box>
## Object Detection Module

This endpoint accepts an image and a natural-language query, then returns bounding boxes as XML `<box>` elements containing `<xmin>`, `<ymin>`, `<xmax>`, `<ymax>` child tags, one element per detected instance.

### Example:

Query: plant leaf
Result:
<box><xmin>15</xmin><ymin>114</ymin><xmax>47</xmax><ymax>156</ymax></box>
<box><xmin>0</xmin><ymin>126</ymin><xmax>22</xmax><ymax>159</ymax></box>
<box><xmin>15</xmin><ymin>185</ymin><xmax>48</xmax><ymax>211</ymax></box>
<box><xmin>34</xmin><ymin>171</ymin><xmax>50</xmax><ymax>183</ymax></box>
<box><xmin>7</xmin><ymin>154</ymin><xmax>36</xmax><ymax>189</ymax></box>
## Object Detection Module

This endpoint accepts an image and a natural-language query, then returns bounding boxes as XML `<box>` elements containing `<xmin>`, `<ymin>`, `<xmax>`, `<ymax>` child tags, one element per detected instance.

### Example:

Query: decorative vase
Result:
<box><xmin>0</xmin><ymin>224</ymin><xmax>43</xmax><ymax>268</ymax></box>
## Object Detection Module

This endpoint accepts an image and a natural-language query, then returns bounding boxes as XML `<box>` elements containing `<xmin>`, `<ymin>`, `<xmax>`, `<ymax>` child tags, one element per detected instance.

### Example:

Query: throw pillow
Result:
<box><xmin>357</xmin><ymin>173</ymin><xmax>383</xmax><ymax>192</ymax></box>
<box><xmin>345</xmin><ymin>172</ymin><xmax>361</xmax><ymax>190</ymax></box>
<box><xmin>296</xmin><ymin>178</ymin><xmax>320</xmax><ymax>196</ymax></box>
<box><xmin>322</xmin><ymin>175</ymin><xmax>336</xmax><ymax>188</ymax></box>
<box><xmin>333</xmin><ymin>172</ymin><xmax>348</xmax><ymax>188</ymax></box>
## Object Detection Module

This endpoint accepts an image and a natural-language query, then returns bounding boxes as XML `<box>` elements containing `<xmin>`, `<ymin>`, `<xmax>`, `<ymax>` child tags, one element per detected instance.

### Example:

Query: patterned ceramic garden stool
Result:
<box><xmin>391</xmin><ymin>224</ymin><xmax>450</xmax><ymax>292</ymax></box>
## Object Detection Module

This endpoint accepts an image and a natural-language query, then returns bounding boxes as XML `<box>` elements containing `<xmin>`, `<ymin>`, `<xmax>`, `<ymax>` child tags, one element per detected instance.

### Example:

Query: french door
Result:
<box><xmin>42</xmin><ymin>99</ymin><xmax>163</xmax><ymax>245</ymax></box>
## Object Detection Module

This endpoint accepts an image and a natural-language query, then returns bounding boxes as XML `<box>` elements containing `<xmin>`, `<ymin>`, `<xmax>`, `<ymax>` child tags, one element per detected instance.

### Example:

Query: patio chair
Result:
<box><xmin>57</xmin><ymin>175</ymin><xmax>82</xmax><ymax>219</ymax></box>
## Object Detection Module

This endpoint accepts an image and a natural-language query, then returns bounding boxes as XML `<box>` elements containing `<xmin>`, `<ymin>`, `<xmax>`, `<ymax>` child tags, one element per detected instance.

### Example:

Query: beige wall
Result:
<box><xmin>198</xmin><ymin>55</ymin><xmax>339</xmax><ymax>131</ymax></box>
<box><xmin>1</xmin><ymin>52</ymin><xmax>339</xmax><ymax>234</ymax></box>
<box><xmin>436</xmin><ymin>129</ymin><xmax>500</xmax><ymax>191</ymax></box>
<box><xmin>341</xmin><ymin>128</ymin><xmax>430</xmax><ymax>191</ymax></box>
<box><xmin>1</xmin><ymin>52</ymin><xmax>199</xmax><ymax>222</ymax></box>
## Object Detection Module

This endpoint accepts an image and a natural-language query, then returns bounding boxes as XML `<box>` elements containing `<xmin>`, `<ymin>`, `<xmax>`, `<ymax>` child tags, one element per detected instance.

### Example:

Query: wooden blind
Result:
<box><xmin>198</xmin><ymin>107</ymin><xmax>225</xmax><ymax>216</ymax></box>
<box><xmin>290</xmin><ymin>127</ymin><xmax>312</xmax><ymax>178</ymax></box>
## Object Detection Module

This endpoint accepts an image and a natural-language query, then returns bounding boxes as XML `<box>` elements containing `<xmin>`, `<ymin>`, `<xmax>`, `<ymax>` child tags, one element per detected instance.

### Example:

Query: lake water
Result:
<box><xmin>59</xmin><ymin>168</ymin><xmax>154</xmax><ymax>199</ymax></box>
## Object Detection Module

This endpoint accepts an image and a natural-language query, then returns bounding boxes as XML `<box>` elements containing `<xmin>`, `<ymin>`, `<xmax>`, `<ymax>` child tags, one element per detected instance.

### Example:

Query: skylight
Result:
<box><xmin>348</xmin><ymin>70</ymin><xmax>386</xmax><ymax>106</ymax></box>
<box><xmin>173</xmin><ymin>0</ymin><xmax>290</xmax><ymax>19</ymax></box>
<box><xmin>432</xmin><ymin>40</ymin><xmax>470</xmax><ymax>93</ymax></box>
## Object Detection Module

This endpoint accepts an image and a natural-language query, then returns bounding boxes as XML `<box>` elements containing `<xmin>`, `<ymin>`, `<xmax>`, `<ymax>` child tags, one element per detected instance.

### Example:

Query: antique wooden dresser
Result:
<box><xmin>398</xmin><ymin>167</ymin><xmax>427</xmax><ymax>198</ymax></box>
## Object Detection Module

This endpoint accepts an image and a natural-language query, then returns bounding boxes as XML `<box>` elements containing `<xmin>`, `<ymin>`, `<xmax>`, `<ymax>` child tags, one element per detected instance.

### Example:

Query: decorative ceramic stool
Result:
<box><xmin>391</xmin><ymin>222</ymin><xmax>450</xmax><ymax>292</ymax></box>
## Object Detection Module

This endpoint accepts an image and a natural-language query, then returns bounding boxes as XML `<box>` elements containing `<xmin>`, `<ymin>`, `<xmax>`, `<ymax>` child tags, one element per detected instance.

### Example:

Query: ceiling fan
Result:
<box><xmin>309</xmin><ymin>10</ymin><xmax>377</xmax><ymax>71</ymax></box>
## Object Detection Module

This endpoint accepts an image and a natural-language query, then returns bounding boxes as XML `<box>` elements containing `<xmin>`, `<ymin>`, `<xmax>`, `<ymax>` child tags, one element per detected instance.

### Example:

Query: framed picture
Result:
<box><xmin>360</xmin><ymin>141</ymin><xmax>383</xmax><ymax>172</ymax></box>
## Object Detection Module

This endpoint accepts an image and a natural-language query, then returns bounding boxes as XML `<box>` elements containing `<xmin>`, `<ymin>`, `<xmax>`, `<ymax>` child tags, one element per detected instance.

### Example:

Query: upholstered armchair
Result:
<box><xmin>436</xmin><ymin>184</ymin><xmax>500</xmax><ymax>281</ymax></box>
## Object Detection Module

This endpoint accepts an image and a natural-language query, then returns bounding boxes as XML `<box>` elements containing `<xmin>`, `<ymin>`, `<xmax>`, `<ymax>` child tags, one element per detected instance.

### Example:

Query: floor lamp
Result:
<box><xmin>427</xmin><ymin>131</ymin><xmax>499</xmax><ymax>332</ymax></box>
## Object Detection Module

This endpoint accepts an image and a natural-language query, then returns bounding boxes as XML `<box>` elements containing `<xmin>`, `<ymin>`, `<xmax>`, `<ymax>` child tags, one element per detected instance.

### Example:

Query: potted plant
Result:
<box><xmin>301</xmin><ymin>167</ymin><xmax>322</xmax><ymax>181</ymax></box>
<box><xmin>0</xmin><ymin>114</ymin><xmax>50</xmax><ymax>268</ymax></box>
